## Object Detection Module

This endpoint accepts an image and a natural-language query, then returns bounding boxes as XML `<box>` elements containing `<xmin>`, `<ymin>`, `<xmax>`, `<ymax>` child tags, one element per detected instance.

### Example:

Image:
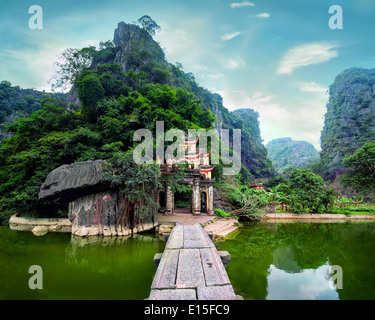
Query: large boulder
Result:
<box><xmin>38</xmin><ymin>160</ymin><xmax>107</xmax><ymax>203</ymax></box>
<box><xmin>69</xmin><ymin>190</ymin><xmax>157</xmax><ymax>237</ymax></box>
<box><xmin>39</xmin><ymin>160</ymin><xmax>157</xmax><ymax>237</ymax></box>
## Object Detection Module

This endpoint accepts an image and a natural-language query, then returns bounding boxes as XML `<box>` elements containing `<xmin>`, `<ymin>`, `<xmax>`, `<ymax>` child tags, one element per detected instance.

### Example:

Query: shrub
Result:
<box><xmin>214</xmin><ymin>208</ymin><xmax>231</xmax><ymax>218</ymax></box>
<box><xmin>285</xmin><ymin>168</ymin><xmax>335</xmax><ymax>213</ymax></box>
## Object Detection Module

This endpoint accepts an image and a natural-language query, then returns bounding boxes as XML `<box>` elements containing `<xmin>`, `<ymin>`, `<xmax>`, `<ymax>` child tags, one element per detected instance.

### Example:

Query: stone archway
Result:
<box><xmin>158</xmin><ymin>190</ymin><xmax>166</xmax><ymax>213</ymax></box>
<box><xmin>200</xmin><ymin>190</ymin><xmax>208</xmax><ymax>213</ymax></box>
<box><xmin>163</xmin><ymin>170</ymin><xmax>214</xmax><ymax>216</ymax></box>
<box><xmin>174</xmin><ymin>185</ymin><xmax>192</xmax><ymax>214</ymax></box>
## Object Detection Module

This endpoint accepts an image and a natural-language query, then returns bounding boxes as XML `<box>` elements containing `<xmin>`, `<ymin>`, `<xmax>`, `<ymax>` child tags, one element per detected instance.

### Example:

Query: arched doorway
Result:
<box><xmin>174</xmin><ymin>184</ymin><xmax>192</xmax><ymax>214</ymax></box>
<box><xmin>158</xmin><ymin>190</ymin><xmax>166</xmax><ymax>213</ymax></box>
<box><xmin>201</xmin><ymin>191</ymin><xmax>207</xmax><ymax>213</ymax></box>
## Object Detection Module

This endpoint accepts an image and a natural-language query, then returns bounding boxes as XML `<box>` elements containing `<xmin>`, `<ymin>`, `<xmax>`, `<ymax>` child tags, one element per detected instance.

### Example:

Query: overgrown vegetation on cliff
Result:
<box><xmin>0</xmin><ymin>81</ymin><xmax>65</xmax><ymax>140</ymax></box>
<box><xmin>320</xmin><ymin>68</ymin><xmax>375</xmax><ymax>180</ymax></box>
<box><xmin>0</xmin><ymin>20</ymin><xmax>277</xmax><ymax>224</ymax></box>
<box><xmin>0</xmin><ymin>63</ymin><xmax>217</xmax><ymax>223</ymax></box>
<box><xmin>340</xmin><ymin>141</ymin><xmax>375</xmax><ymax>194</ymax></box>
<box><xmin>266</xmin><ymin>137</ymin><xmax>320</xmax><ymax>173</ymax></box>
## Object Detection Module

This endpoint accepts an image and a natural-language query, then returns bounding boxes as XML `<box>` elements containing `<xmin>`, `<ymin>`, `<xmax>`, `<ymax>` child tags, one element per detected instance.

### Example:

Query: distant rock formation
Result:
<box><xmin>0</xmin><ymin>81</ymin><xmax>66</xmax><ymax>141</ymax></box>
<box><xmin>266</xmin><ymin>138</ymin><xmax>320</xmax><ymax>173</ymax></box>
<box><xmin>320</xmin><ymin>68</ymin><xmax>375</xmax><ymax>179</ymax></box>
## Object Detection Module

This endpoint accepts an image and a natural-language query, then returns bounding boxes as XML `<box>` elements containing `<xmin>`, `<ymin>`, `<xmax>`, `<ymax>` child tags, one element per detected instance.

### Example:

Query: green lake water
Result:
<box><xmin>1</xmin><ymin>221</ymin><xmax>375</xmax><ymax>300</ymax></box>
<box><xmin>0</xmin><ymin>227</ymin><xmax>165</xmax><ymax>300</ymax></box>
<box><xmin>215</xmin><ymin>221</ymin><xmax>375</xmax><ymax>300</ymax></box>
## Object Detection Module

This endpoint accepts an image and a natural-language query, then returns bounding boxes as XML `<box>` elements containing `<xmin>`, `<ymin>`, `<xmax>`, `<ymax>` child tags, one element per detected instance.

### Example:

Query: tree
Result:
<box><xmin>264</xmin><ymin>175</ymin><xmax>288</xmax><ymax>190</ymax></box>
<box><xmin>340</xmin><ymin>142</ymin><xmax>375</xmax><ymax>193</ymax></box>
<box><xmin>286</xmin><ymin>168</ymin><xmax>334</xmax><ymax>213</ymax></box>
<box><xmin>102</xmin><ymin>150</ymin><xmax>161</xmax><ymax>227</ymax></box>
<box><xmin>77</xmin><ymin>74</ymin><xmax>105</xmax><ymax>121</ymax></box>
<box><xmin>77</xmin><ymin>74</ymin><xmax>105</xmax><ymax>106</ymax></box>
<box><xmin>137</xmin><ymin>15</ymin><xmax>161</xmax><ymax>36</ymax></box>
<box><xmin>49</xmin><ymin>46</ymin><xmax>96</xmax><ymax>91</ymax></box>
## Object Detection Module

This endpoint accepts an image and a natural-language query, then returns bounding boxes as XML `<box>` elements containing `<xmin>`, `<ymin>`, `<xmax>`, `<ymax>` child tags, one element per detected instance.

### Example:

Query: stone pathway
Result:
<box><xmin>157</xmin><ymin>214</ymin><xmax>239</xmax><ymax>238</ymax></box>
<box><xmin>148</xmin><ymin>224</ymin><xmax>241</xmax><ymax>300</ymax></box>
<box><xmin>157</xmin><ymin>213</ymin><xmax>215</xmax><ymax>226</ymax></box>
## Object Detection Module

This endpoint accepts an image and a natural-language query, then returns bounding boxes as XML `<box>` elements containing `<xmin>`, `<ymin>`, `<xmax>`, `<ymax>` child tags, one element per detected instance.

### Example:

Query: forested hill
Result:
<box><xmin>320</xmin><ymin>68</ymin><xmax>375</xmax><ymax>179</ymax></box>
<box><xmin>0</xmin><ymin>19</ymin><xmax>275</xmax><ymax>223</ymax></box>
<box><xmin>67</xmin><ymin>21</ymin><xmax>275</xmax><ymax>179</ymax></box>
<box><xmin>0</xmin><ymin>81</ymin><xmax>65</xmax><ymax>140</ymax></box>
<box><xmin>266</xmin><ymin>138</ymin><xmax>320</xmax><ymax>173</ymax></box>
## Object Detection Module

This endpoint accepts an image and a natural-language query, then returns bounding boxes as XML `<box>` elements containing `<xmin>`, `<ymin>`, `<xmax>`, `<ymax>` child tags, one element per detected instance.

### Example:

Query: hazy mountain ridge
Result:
<box><xmin>266</xmin><ymin>137</ymin><xmax>320</xmax><ymax>173</ymax></box>
<box><xmin>0</xmin><ymin>81</ymin><xmax>66</xmax><ymax>140</ymax></box>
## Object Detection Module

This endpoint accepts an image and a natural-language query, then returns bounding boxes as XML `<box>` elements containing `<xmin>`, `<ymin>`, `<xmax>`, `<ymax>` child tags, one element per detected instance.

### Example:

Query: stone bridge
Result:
<box><xmin>148</xmin><ymin>224</ymin><xmax>242</xmax><ymax>300</ymax></box>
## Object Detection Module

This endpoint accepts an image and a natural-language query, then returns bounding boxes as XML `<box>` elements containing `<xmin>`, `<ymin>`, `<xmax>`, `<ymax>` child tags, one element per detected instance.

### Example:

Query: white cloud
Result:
<box><xmin>267</xmin><ymin>264</ymin><xmax>339</xmax><ymax>300</ymax></box>
<box><xmin>155</xmin><ymin>20</ymin><xmax>207</xmax><ymax>57</ymax></box>
<box><xmin>217</xmin><ymin>89</ymin><xmax>325</xmax><ymax>150</ymax></box>
<box><xmin>221</xmin><ymin>55</ymin><xmax>246</xmax><ymax>69</ymax></box>
<box><xmin>191</xmin><ymin>64</ymin><xmax>209</xmax><ymax>72</ymax></box>
<box><xmin>256</xmin><ymin>12</ymin><xmax>270</xmax><ymax>18</ymax></box>
<box><xmin>277</xmin><ymin>43</ymin><xmax>339</xmax><ymax>75</ymax></box>
<box><xmin>0</xmin><ymin>44</ymin><xmax>67</xmax><ymax>92</ymax></box>
<box><xmin>230</xmin><ymin>1</ymin><xmax>255</xmax><ymax>9</ymax></box>
<box><xmin>221</xmin><ymin>32</ymin><xmax>242</xmax><ymax>41</ymax></box>
<box><xmin>298</xmin><ymin>81</ymin><xmax>327</xmax><ymax>94</ymax></box>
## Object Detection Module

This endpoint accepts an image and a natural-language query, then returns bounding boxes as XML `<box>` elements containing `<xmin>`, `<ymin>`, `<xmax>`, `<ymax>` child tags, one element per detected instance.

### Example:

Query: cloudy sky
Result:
<box><xmin>1</xmin><ymin>0</ymin><xmax>375</xmax><ymax>149</ymax></box>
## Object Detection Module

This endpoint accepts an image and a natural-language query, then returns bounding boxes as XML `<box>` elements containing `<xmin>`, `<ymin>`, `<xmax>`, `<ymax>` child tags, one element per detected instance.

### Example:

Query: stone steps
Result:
<box><xmin>204</xmin><ymin>219</ymin><xmax>238</xmax><ymax>239</ymax></box>
<box><xmin>214</xmin><ymin>226</ymin><xmax>239</xmax><ymax>239</ymax></box>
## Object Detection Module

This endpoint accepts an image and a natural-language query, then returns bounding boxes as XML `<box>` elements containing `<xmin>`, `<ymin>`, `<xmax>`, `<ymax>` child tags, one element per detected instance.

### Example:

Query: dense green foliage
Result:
<box><xmin>266</xmin><ymin>137</ymin><xmax>320</xmax><ymax>173</ymax></box>
<box><xmin>340</xmin><ymin>141</ymin><xmax>375</xmax><ymax>193</ymax></box>
<box><xmin>320</xmin><ymin>68</ymin><xmax>375</xmax><ymax>180</ymax></box>
<box><xmin>101</xmin><ymin>150</ymin><xmax>161</xmax><ymax>226</ymax></box>
<box><xmin>0</xmin><ymin>81</ymin><xmax>65</xmax><ymax>140</ymax></box>
<box><xmin>0</xmin><ymin>20</ymin><xmax>276</xmax><ymax>223</ymax></box>
<box><xmin>221</xmin><ymin>168</ymin><xmax>334</xmax><ymax>214</ymax></box>
<box><xmin>216</xmin><ymin>176</ymin><xmax>271</xmax><ymax>217</ymax></box>
<box><xmin>283</xmin><ymin>168</ymin><xmax>335</xmax><ymax>213</ymax></box>
<box><xmin>263</xmin><ymin>175</ymin><xmax>288</xmax><ymax>190</ymax></box>
<box><xmin>0</xmin><ymin>60</ymin><xmax>218</xmax><ymax>224</ymax></box>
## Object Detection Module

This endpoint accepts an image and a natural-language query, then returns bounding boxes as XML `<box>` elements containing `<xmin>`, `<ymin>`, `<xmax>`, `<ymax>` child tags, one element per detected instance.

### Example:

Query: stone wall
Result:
<box><xmin>69</xmin><ymin>191</ymin><xmax>156</xmax><ymax>237</ymax></box>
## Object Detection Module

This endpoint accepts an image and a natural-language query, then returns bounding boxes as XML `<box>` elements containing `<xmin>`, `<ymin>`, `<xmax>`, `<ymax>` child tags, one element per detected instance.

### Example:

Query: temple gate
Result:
<box><xmin>157</xmin><ymin>138</ymin><xmax>215</xmax><ymax>215</ymax></box>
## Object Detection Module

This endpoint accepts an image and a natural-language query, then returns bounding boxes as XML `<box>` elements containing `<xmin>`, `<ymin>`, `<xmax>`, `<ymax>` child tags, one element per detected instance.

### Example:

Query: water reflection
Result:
<box><xmin>66</xmin><ymin>233</ymin><xmax>164</xmax><ymax>271</ymax></box>
<box><xmin>215</xmin><ymin>221</ymin><xmax>375</xmax><ymax>300</ymax></box>
<box><xmin>0</xmin><ymin>227</ymin><xmax>165</xmax><ymax>300</ymax></box>
<box><xmin>267</xmin><ymin>262</ymin><xmax>339</xmax><ymax>300</ymax></box>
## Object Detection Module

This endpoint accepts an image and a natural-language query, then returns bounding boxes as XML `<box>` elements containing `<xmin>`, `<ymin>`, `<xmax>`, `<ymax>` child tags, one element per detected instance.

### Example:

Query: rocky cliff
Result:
<box><xmin>113</xmin><ymin>22</ymin><xmax>166</xmax><ymax>74</ymax></box>
<box><xmin>72</xmin><ymin>21</ymin><xmax>275</xmax><ymax>179</ymax></box>
<box><xmin>320</xmin><ymin>68</ymin><xmax>375</xmax><ymax>179</ymax></box>
<box><xmin>266</xmin><ymin>137</ymin><xmax>320</xmax><ymax>173</ymax></box>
